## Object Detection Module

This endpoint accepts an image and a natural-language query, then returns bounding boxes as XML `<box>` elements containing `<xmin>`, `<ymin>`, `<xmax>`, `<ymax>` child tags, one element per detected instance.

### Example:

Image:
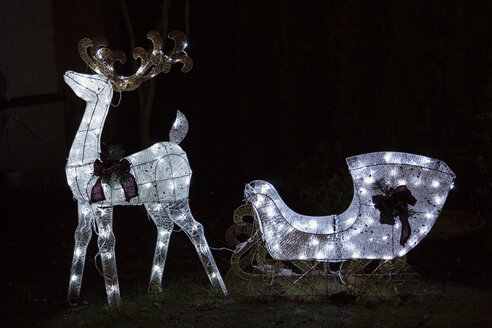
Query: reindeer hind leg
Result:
<box><xmin>167</xmin><ymin>200</ymin><xmax>227</xmax><ymax>295</ymax></box>
<box><xmin>145</xmin><ymin>203</ymin><xmax>174</xmax><ymax>292</ymax></box>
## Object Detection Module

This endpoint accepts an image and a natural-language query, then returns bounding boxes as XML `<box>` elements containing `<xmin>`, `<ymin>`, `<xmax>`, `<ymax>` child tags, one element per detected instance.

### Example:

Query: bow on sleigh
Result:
<box><xmin>372</xmin><ymin>182</ymin><xmax>417</xmax><ymax>246</ymax></box>
<box><xmin>90</xmin><ymin>146</ymin><xmax>138</xmax><ymax>203</ymax></box>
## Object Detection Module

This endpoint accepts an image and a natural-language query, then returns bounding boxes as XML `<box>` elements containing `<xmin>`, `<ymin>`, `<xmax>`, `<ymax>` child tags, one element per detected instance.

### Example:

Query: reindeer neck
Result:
<box><xmin>67</xmin><ymin>92</ymin><xmax>112</xmax><ymax>167</ymax></box>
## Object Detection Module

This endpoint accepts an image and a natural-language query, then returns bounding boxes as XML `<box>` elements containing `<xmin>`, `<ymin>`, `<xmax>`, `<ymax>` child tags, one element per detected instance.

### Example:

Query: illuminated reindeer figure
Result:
<box><xmin>65</xmin><ymin>31</ymin><xmax>227</xmax><ymax>307</ymax></box>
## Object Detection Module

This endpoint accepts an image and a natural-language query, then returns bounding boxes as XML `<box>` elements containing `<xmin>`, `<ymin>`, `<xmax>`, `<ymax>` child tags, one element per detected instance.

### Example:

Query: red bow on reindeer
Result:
<box><xmin>90</xmin><ymin>146</ymin><xmax>138</xmax><ymax>203</ymax></box>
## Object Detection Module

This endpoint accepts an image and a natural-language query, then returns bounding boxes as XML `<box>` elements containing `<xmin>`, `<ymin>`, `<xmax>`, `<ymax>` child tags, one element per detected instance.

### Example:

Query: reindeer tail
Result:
<box><xmin>169</xmin><ymin>110</ymin><xmax>189</xmax><ymax>144</ymax></box>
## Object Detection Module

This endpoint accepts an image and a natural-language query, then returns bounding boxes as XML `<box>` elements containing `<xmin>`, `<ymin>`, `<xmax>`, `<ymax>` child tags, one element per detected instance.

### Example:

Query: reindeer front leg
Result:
<box><xmin>67</xmin><ymin>201</ymin><xmax>94</xmax><ymax>304</ymax></box>
<box><xmin>166</xmin><ymin>200</ymin><xmax>228</xmax><ymax>295</ymax></box>
<box><xmin>93</xmin><ymin>205</ymin><xmax>120</xmax><ymax>307</ymax></box>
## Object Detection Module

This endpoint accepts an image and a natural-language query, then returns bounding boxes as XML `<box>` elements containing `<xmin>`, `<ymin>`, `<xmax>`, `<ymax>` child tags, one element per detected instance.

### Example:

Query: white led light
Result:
<box><xmin>363</xmin><ymin>176</ymin><xmax>375</xmax><ymax>184</ymax></box>
<box><xmin>99</xmin><ymin>229</ymin><xmax>109</xmax><ymax>239</ymax></box>
<box><xmin>255</xmin><ymin>195</ymin><xmax>265</xmax><ymax>207</ymax></box>
<box><xmin>158</xmin><ymin>241</ymin><xmax>165</xmax><ymax>248</ymax></box>
<box><xmin>71</xmin><ymin>275</ymin><xmax>78</xmax><ymax>282</ymax></box>
<box><xmin>75</xmin><ymin>248</ymin><xmax>82</xmax><ymax>257</ymax></box>
<box><xmin>397</xmin><ymin>179</ymin><xmax>406</xmax><ymax>185</ymax></box>
<box><xmin>266</xmin><ymin>206</ymin><xmax>276</xmax><ymax>217</ymax></box>
<box><xmin>432</xmin><ymin>180</ymin><xmax>440</xmax><ymax>187</ymax></box>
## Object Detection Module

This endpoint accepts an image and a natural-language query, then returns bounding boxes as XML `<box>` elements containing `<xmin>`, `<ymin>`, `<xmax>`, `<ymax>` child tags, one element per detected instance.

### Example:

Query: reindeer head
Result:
<box><xmin>64</xmin><ymin>71</ymin><xmax>112</xmax><ymax>103</ymax></box>
<box><xmin>75</xmin><ymin>30</ymin><xmax>193</xmax><ymax>93</ymax></box>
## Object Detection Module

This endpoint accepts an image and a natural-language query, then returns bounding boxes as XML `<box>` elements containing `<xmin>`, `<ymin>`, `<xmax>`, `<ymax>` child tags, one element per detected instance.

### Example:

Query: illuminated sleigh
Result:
<box><xmin>226</xmin><ymin>152</ymin><xmax>455</xmax><ymax>294</ymax></box>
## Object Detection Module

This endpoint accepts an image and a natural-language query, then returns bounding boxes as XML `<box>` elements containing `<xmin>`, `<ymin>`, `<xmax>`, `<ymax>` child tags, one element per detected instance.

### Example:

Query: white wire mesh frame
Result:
<box><xmin>226</xmin><ymin>205</ymin><xmax>419</xmax><ymax>297</ymax></box>
<box><xmin>64</xmin><ymin>71</ymin><xmax>227</xmax><ymax>307</ymax></box>
<box><xmin>67</xmin><ymin>145</ymin><xmax>192</xmax><ymax>204</ymax></box>
<box><xmin>244</xmin><ymin>152</ymin><xmax>455</xmax><ymax>262</ymax></box>
<box><xmin>64</xmin><ymin>71</ymin><xmax>192</xmax><ymax>205</ymax></box>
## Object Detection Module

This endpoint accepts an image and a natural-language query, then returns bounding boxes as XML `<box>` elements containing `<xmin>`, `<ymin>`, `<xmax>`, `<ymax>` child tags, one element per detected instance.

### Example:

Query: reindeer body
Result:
<box><xmin>65</xmin><ymin>71</ymin><xmax>227</xmax><ymax>307</ymax></box>
<box><xmin>68</xmin><ymin>142</ymin><xmax>191</xmax><ymax>205</ymax></box>
<box><xmin>65</xmin><ymin>72</ymin><xmax>192</xmax><ymax>205</ymax></box>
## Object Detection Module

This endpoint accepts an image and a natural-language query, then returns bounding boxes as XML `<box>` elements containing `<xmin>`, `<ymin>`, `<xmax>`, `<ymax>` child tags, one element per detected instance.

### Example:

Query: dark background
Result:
<box><xmin>1</xmin><ymin>0</ymin><xmax>491</xmax><ymax>326</ymax></box>
<box><xmin>54</xmin><ymin>0</ymin><xmax>491</xmax><ymax>213</ymax></box>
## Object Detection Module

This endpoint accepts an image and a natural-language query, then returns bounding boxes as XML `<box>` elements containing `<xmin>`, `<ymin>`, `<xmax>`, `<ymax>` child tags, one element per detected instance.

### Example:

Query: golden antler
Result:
<box><xmin>78</xmin><ymin>31</ymin><xmax>193</xmax><ymax>92</ymax></box>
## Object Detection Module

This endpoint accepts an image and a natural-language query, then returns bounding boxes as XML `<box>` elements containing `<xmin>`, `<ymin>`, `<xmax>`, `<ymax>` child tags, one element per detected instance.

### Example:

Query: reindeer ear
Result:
<box><xmin>169</xmin><ymin>110</ymin><xmax>189</xmax><ymax>144</ymax></box>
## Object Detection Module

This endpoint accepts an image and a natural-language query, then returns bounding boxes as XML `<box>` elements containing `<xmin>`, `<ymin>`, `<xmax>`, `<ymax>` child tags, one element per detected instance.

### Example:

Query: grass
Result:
<box><xmin>48</xmin><ymin>275</ymin><xmax>492</xmax><ymax>328</ymax></box>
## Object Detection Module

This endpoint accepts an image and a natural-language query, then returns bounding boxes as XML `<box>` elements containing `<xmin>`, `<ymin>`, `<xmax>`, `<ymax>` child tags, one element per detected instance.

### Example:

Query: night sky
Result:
<box><xmin>1</xmin><ymin>0</ymin><xmax>491</xmax><ymax>326</ymax></box>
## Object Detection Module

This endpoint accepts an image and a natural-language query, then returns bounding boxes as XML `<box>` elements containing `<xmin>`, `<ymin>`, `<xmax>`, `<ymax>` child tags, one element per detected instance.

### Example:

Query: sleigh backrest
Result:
<box><xmin>343</xmin><ymin>151</ymin><xmax>455</xmax><ymax>257</ymax></box>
